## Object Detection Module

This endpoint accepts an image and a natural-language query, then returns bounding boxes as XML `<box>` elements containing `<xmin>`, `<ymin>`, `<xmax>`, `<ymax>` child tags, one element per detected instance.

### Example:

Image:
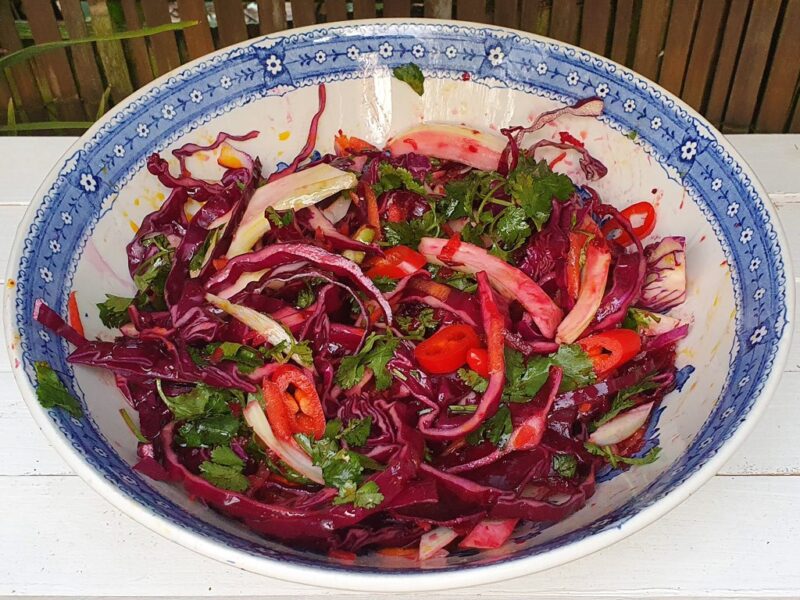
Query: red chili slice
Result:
<box><xmin>366</xmin><ymin>245</ymin><xmax>427</xmax><ymax>279</ymax></box>
<box><xmin>414</xmin><ymin>324</ymin><xmax>481</xmax><ymax>375</ymax></box>
<box><xmin>577</xmin><ymin>329</ymin><xmax>642</xmax><ymax>379</ymax></box>
<box><xmin>602</xmin><ymin>201</ymin><xmax>656</xmax><ymax>246</ymax></box>
<box><xmin>466</xmin><ymin>347</ymin><xmax>490</xmax><ymax>378</ymax></box>
<box><xmin>263</xmin><ymin>365</ymin><xmax>326</xmax><ymax>441</ymax></box>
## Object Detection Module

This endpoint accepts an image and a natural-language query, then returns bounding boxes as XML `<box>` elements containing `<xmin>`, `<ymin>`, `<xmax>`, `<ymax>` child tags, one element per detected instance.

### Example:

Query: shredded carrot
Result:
<box><xmin>328</xmin><ymin>549</ymin><xmax>358</xmax><ymax>561</ymax></box>
<box><xmin>349</xmin><ymin>190</ymin><xmax>361</xmax><ymax>206</ymax></box>
<box><xmin>377</xmin><ymin>547</ymin><xmax>418</xmax><ymax>559</ymax></box>
<box><xmin>212</xmin><ymin>257</ymin><xmax>229</xmax><ymax>271</ymax></box>
<box><xmin>549</xmin><ymin>151</ymin><xmax>567</xmax><ymax>169</ymax></box>
<box><xmin>67</xmin><ymin>291</ymin><xmax>85</xmax><ymax>337</ymax></box>
<box><xmin>364</xmin><ymin>183</ymin><xmax>380</xmax><ymax>237</ymax></box>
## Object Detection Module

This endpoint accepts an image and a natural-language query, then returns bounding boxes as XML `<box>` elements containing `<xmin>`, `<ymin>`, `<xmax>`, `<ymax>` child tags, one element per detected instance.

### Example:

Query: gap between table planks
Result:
<box><xmin>1</xmin><ymin>136</ymin><xmax>798</xmax><ymax>598</ymax></box>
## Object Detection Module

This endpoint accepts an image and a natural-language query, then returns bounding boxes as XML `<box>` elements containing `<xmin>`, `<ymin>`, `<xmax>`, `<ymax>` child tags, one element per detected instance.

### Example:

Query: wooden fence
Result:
<box><xmin>2</xmin><ymin>0</ymin><xmax>800</xmax><ymax>134</ymax></box>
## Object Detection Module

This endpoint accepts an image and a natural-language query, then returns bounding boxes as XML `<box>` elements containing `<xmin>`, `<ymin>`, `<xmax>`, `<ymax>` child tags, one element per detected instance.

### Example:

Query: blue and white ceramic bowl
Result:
<box><xmin>4</xmin><ymin>20</ymin><xmax>793</xmax><ymax>591</ymax></box>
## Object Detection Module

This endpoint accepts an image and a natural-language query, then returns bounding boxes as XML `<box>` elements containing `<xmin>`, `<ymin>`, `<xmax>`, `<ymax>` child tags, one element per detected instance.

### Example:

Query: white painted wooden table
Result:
<box><xmin>1</xmin><ymin>136</ymin><xmax>798</xmax><ymax>600</ymax></box>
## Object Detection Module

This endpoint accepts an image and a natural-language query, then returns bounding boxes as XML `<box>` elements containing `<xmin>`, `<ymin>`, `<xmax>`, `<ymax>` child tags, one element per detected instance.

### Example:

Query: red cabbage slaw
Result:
<box><xmin>35</xmin><ymin>84</ymin><xmax>690</xmax><ymax>558</ymax></box>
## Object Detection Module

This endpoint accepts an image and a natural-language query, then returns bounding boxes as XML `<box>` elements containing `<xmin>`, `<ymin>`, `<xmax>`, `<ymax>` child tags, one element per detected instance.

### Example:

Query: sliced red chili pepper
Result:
<box><xmin>212</xmin><ymin>257</ymin><xmax>229</xmax><ymax>271</ymax></box>
<box><xmin>602</xmin><ymin>201</ymin><xmax>656</xmax><ymax>246</ymax></box>
<box><xmin>67</xmin><ymin>291</ymin><xmax>85</xmax><ymax>338</ymax></box>
<box><xmin>414</xmin><ymin>324</ymin><xmax>481</xmax><ymax>374</ymax></box>
<box><xmin>438</xmin><ymin>233</ymin><xmax>462</xmax><ymax>264</ymax></box>
<box><xmin>577</xmin><ymin>328</ymin><xmax>642</xmax><ymax>379</ymax></box>
<box><xmin>363</xmin><ymin>182</ymin><xmax>380</xmax><ymax>237</ymax></box>
<box><xmin>366</xmin><ymin>245</ymin><xmax>427</xmax><ymax>279</ymax></box>
<box><xmin>263</xmin><ymin>365</ymin><xmax>326</xmax><ymax>441</ymax></box>
<box><xmin>466</xmin><ymin>347</ymin><xmax>490</xmax><ymax>378</ymax></box>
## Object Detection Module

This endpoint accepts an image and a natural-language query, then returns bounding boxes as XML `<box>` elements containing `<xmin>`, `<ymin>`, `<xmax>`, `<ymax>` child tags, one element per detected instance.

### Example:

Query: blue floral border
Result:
<box><xmin>9</xmin><ymin>22</ymin><xmax>789</xmax><ymax>575</ymax></box>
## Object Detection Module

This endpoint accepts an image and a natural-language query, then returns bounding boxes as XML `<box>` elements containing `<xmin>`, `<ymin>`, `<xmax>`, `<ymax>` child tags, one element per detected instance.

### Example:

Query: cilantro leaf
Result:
<box><xmin>585</xmin><ymin>442</ymin><xmax>661</xmax><ymax>469</ymax></box>
<box><xmin>466</xmin><ymin>405</ymin><xmax>513</xmax><ymax>447</ymax></box>
<box><xmin>373</xmin><ymin>163</ymin><xmax>427</xmax><ymax>196</ymax></box>
<box><xmin>34</xmin><ymin>361</ymin><xmax>83</xmax><ymax>418</ymax></box>
<box><xmin>591</xmin><ymin>377</ymin><xmax>658</xmax><ymax>429</ymax></box>
<box><xmin>156</xmin><ymin>380</ymin><xmax>242</xmax><ymax>421</ymax></box>
<box><xmin>494</xmin><ymin>205</ymin><xmax>531</xmax><ymax>251</ymax></box>
<box><xmin>296</xmin><ymin>286</ymin><xmax>315</xmax><ymax>309</ymax></box>
<box><xmin>353</xmin><ymin>481</ymin><xmax>384</xmax><ymax>509</ymax></box>
<box><xmin>551</xmin><ymin>344</ymin><xmax>596</xmax><ymax>392</ymax></box>
<box><xmin>261</xmin><ymin>339</ymin><xmax>314</xmax><ymax>367</ymax></box>
<box><xmin>397</xmin><ymin>308</ymin><xmax>439</xmax><ymax>338</ymax></box>
<box><xmin>457</xmin><ymin>368</ymin><xmax>488</xmax><ymax>393</ymax></box>
<box><xmin>265</xmin><ymin>206</ymin><xmax>294</xmax><ymax>228</ymax></box>
<box><xmin>132</xmin><ymin>234</ymin><xmax>174</xmax><ymax>310</ymax></box>
<box><xmin>507</xmin><ymin>158</ymin><xmax>574</xmax><ymax>231</ymax></box>
<box><xmin>335</xmin><ymin>333</ymin><xmax>400</xmax><ymax>391</ymax></box>
<box><xmin>382</xmin><ymin>209</ymin><xmax>440</xmax><ymax>247</ymax></box>
<box><xmin>622</xmin><ymin>307</ymin><xmax>661</xmax><ymax>332</ymax></box>
<box><xmin>199</xmin><ymin>447</ymin><xmax>249</xmax><ymax>493</ymax></box>
<box><xmin>552</xmin><ymin>453</ymin><xmax>578</xmax><ymax>478</ymax></box>
<box><xmin>392</xmin><ymin>63</ymin><xmax>424</xmax><ymax>96</ymax></box>
<box><xmin>97</xmin><ymin>294</ymin><xmax>133</xmax><ymax>328</ymax></box>
<box><xmin>371</xmin><ymin>276</ymin><xmax>398</xmax><ymax>293</ymax></box>
<box><xmin>177</xmin><ymin>415</ymin><xmax>241</xmax><ymax>448</ymax></box>
<box><xmin>189</xmin><ymin>342</ymin><xmax>265</xmax><ymax>374</ymax></box>
<box><xmin>502</xmin><ymin>345</ymin><xmax>595</xmax><ymax>402</ymax></box>
<box><xmin>340</xmin><ymin>416</ymin><xmax>372</xmax><ymax>447</ymax></box>
<box><xmin>189</xmin><ymin>227</ymin><xmax>222</xmax><ymax>277</ymax></box>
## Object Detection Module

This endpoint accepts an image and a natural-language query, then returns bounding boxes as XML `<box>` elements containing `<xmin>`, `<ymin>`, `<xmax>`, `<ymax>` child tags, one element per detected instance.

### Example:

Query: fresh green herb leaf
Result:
<box><xmin>132</xmin><ymin>234</ymin><xmax>174</xmax><ymax>310</ymax></box>
<box><xmin>626</xmin><ymin>130</ymin><xmax>638</xmax><ymax>140</ymax></box>
<box><xmin>467</xmin><ymin>405</ymin><xmax>513</xmax><ymax>447</ymax></box>
<box><xmin>324</xmin><ymin>418</ymin><xmax>343</xmax><ymax>440</ymax></box>
<box><xmin>397</xmin><ymin>308</ymin><xmax>439</xmax><ymax>338</ymax></box>
<box><xmin>189</xmin><ymin>227</ymin><xmax>222</xmax><ymax>277</ymax></box>
<box><xmin>97</xmin><ymin>294</ymin><xmax>133</xmax><ymax>328</ymax></box>
<box><xmin>265</xmin><ymin>206</ymin><xmax>294</xmax><ymax>228</ymax></box>
<box><xmin>261</xmin><ymin>339</ymin><xmax>314</xmax><ymax>367</ymax></box>
<box><xmin>551</xmin><ymin>344</ymin><xmax>596</xmax><ymax>392</ymax></box>
<box><xmin>335</xmin><ymin>333</ymin><xmax>400</xmax><ymax>391</ymax></box>
<box><xmin>199</xmin><ymin>459</ymin><xmax>249</xmax><ymax>492</ymax></box>
<box><xmin>552</xmin><ymin>453</ymin><xmax>578</xmax><ymax>478</ymax></box>
<box><xmin>340</xmin><ymin>416</ymin><xmax>372</xmax><ymax>447</ymax></box>
<box><xmin>371</xmin><ymin>276</ymin><xmax>398</xmax><ymax>293</ymax></box>
<box><xmin>502</xmin><ymin>345</ymin><xmax>595</xmax><ymax>402</ymax></box>
<box><xmin>622</xmin><ymin>307</ymin><xmax>661</xmax><ymax>332</ymax></box>
<box><xmin>189</xmin><ymin>342</ymin><xmax>265</xmax><ymax>374</ymax></box>
<box><xmin>34</xmin><ymin>361</ymin><xmax>83</xmax><ymax>417</ymax></box>
<box><xmin>177</xmin><ymin>414</ymin><xmax>241</xmax><ymax>448</ymax></box>
<box><xmin>448</xmin><ymin>403</ymin><xmax>478</xmax><ymax>414</ymax></box>
<box><xmin>392</xmin><ymin>62</ymin><xmax>425</xmax><ymax>96</ymax></box>
<box><xmin>494</xmin><ymin>205</ymin><xmax>531</xmax><ymax>251</ymax></box>
<box><xmin>156</xmin><ymin>380</ymin><xmax>242</xmax><ymax>421</ymax></box>
<box><xmin>584</xmin><ymin>442</ymin><xmax>661</xmax><ymax>469</ymax></box>
<box><xmin>591</xmin><ymin>377</ymin><xmax>658</xmax><ymax>429</ymax></box>
<box><xmin>296</xmin><ymin>286</ymin><xmax>315</xmax><ymax>309</ymax></box>
<box><xmin>382</xmin><ymin>208</ymin><xmax>440</xmax><ymax>247</ymax></box>
<box><xmin>507</xmin><ymin>157</ymin><xmax>575</xmax><ymax>231</ymax></box>
<box><xmin>119</xmin><ymin>408</ymin><xmax>148</xmax><ymax>443</ymax></box>
<box><xmin>346</xmin><ymin>480</ymin><xmax>384</xmax><ymax>509</ymax></box>
<box><xmin>210</xmin><ymin>445</ymin><xmax>244</xmax><ymax>468</ymax></box>
<box><xmin>457</xmin><ymin>367</ymin><xmax>489</xmax><ymax>393</ymax></box>
<box><xmin>373</xmin><ymin>163</ymin><xmax>427</xmax><ymax>196</ymax></box>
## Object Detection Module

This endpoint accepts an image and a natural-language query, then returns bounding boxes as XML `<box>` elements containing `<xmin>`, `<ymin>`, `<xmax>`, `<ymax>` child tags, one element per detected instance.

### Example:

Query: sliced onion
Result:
<box><xmin>321</xmin><ymin>194</ymin><xmax>352</xmax><ymax>224</ymax></box>
<box><xmin>589</xmin><ymin>401</ymin><xmax>654</xmax><ymax>446</ymax></box>
<box><xmin>387</xmin><ymin>124</ymin><xmax>507</xmax><ymax>172</ymax></box>
<box><xmin>459</xmin><ymin>518</ymin><xmax>518</xmax><ymax>549</ymax></box>
<box><xmin>243</xmin><ymin>401</ymin><xmax>324</xmax><ymax>484</ymax></box>
<box><xmin>204</xmin><ymin>293</ymin><xmax>308</xmax><ymax>366</ymax></box>
<box><xmin>419</xmin><ymin>527</ymin><xmax>458</xmax><ymax>560</ymax></box>
<box><xmin>227</xmin><ymin>163</ymin><xmax>357</xmax><ymax>257</ymax></box>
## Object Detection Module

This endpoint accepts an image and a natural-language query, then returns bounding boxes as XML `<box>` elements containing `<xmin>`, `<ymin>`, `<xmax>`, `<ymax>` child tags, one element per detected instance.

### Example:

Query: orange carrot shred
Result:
<box><xmin>67</xmin><ymin>291</ymin><xmax>85</xmax><ymax>337</ymax></box>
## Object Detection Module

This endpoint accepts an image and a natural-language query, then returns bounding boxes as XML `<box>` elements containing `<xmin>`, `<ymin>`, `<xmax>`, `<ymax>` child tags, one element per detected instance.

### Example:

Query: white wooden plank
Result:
<box><xmin>2</xmin><ymin>367</ymin><xmax>798</xmax><ymax>478</ymax></box>
<box><xmin>1</xmin><ymin>475</ymin><xmax>797</xmax><ymax>597</ymax></box>
<box><xmin>727</xmin><ymin>134</ymin><xmax>800</xmax><ymax>197</ymax></box>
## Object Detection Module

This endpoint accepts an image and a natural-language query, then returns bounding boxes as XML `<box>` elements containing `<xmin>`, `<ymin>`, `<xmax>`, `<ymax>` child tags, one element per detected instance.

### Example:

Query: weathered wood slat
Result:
<box><xmin>705</xmin><ymin>0</ymin><xmax>752</xmax><ymax>126</ymax></box>
<box><xmin>494</xmin><ymin>0</ymin><xmax>519</xmax><ymax>28</ymax></box>
<box><xmin>0</xmin><ymin>75</ymin><xmax>11</xmax><ymax>125</ymax></box>
<box><xmin>214</xmin><ymin>0</ymin><xmax>250</xmax><ymax>47</ymax></box>
<box><xmin>177</xmin><ymin>0</ymin><xmax>215</xmax><ymax>59</ymax></box>
<box><xmin>457</xmin><ymin>0</ymin><xmax>486</xmax><ymax>22</ymax></box>
<box><xmin>353</xmin><ymin>0</ymin><xmax>376</xmax><ymax>19</ymax></box>
<box><xmin>549</xmin><ymin>0</ymin><xmax>581</xmax><ymax>45</ymax></box>
<box><xmin>632</xmin><ymin>0</ymin><xmax>671</xmax><ymax>80</ymax></box>
<box><xmin>425</xmin><ymin>0</ymin><xmax>453</xmax><ymax>19</ymax></box>
<box><xmin>141</xmin><ymin>0</ymin><xmax>182</xmax><ymax>75</ymax></box>
<box><xmin>20</xmin><ymin>0</ymin><xmax>86</xmax><ymax>122</ymax></box>
<box><xmin>290</xmin><ymin>0</ymin><xmax>316</xmax><ymax>27</ymax></box>
<box><xmin>0</xmin><ymin>0</ymin><xmax>47</xmax><ymax>121</ymax></box>
<box><xmin>610</xmin><ymin>0</ymin><xmax>636</xmax><ymax>65</ymax></box>
<box><xmin>658</xmin><ymin>0</ymin><xmax>701</xmax><ymax>96</ymax></box>
<box><xmin>59</xmin><ymin>0</ymin><xmax>106</xmax><ymax>118</ymax></box>
<box><xmin>755</xmin><ymin>0</ymin><xmax>800</xmax><ymax>132</ymax></box>
<box><xmin>324</xmin><ymin>0</ymin><xmax>348</xmax><ymax>22</ymax></box>
<box><xmin>681</xmin><ymin>0</ymin><xmax>728</xmax><ymax>111</ymax></box>
<box><xmin>119</xmin><ymin>0</ymin><xmax>155</xmax><ymax>87</ymax></box>
<box><xmin>383</xmin><ymin>0</ymin><xmax>413</xmax><ymax>18</ymax></box>
<box><xmin>87</xmin><ymin>0</ymin><xmax>134</xmax><ymax>103</ymax></box>
<box><xmin>257</xmin><ymin>0</ymin><xmax>287</xmax><ymax>33</ymax></box>
<box><xmin>520</xmin><ymin>0</ymin><xmax>551</xmax><ymax>35</ymax></box>
<box><xmin>579</xmin><ymin>0</ymin><xmax>612</xmax><ymax>56</ymax></box>
<box><xmin>724</xmin><ymin>0</ymin><xmax>782</xmax><ymax>133</ymax></box>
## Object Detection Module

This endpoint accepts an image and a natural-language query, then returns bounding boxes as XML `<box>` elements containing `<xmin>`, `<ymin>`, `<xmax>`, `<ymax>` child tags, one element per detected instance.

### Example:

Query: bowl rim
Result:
<box><xmin>5</xmin><ymin>17</ymin><xmax>795</xmax><ymax>592</ymax></box>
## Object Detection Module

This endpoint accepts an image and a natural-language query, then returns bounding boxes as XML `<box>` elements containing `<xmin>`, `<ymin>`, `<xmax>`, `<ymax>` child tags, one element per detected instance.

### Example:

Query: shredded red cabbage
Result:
<box><xmin>34</xmin><ymin>88</ymin><xmax>689</xmax><ymax>557</ymax></box>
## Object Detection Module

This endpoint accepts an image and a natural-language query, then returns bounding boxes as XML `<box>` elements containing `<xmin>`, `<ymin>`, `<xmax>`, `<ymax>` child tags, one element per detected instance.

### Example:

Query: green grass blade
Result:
<box><xmin>95</xmin><ymin>85</ymin><xmax>113</xmax><ymax>121</ymax></box>
<box><xmin>6</xmin><ymin>98</ymin><xmax>16</xmax><ymax>136</ymax></box>
<box><xmin>0</xmin><ymin>121</ymin><xmax>93</xmax><ymax>133</ymax></box>
<box><xmin>0</xmin><ymin>21</ymin><xmax>199</xmax><ymax>72</ymax></box>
